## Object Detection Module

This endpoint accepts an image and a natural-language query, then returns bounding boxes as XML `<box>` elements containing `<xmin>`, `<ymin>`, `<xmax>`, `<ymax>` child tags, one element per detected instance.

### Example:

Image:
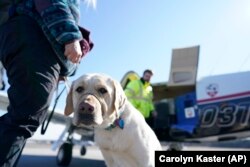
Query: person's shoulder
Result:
<box><xmin>130</xmin><ymin>79</ymin><xmax>141</xmax><ymax>84</ymax></box>
<box><xmin>125</xmin><ymin>79</ymin><xmax>140</xmax><ymax>87</ymax></box>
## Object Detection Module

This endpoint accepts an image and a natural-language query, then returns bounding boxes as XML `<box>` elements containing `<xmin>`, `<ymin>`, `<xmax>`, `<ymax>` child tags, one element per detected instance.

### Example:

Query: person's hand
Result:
<box><xmin>64</xmin><ymin>40</ymin><xmax>82</xmax><ymax>63</ymax></box>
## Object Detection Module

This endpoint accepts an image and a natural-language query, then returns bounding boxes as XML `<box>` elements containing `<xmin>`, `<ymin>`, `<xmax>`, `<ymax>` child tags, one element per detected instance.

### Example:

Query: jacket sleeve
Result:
<box><xmin>34</xmin><ymin>0</ymin><xmax>82</xmax><ymax>45</ymax></box>
<box><xmin>124</xmin><ymin>80</ymin><xmax>140</xmax><ymax>108</ymax></box>
<box><xmin>150</xmin><ymin>94</ymin><xmax>155</xmax><ymax>112</ymax></box>
<box><xmin>149</xmin><ymin>90</ymin><xmax>155</xmax><ymax>112</ymax></box>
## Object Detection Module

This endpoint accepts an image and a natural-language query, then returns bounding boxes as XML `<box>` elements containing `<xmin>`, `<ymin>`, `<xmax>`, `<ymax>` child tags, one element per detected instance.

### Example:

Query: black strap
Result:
<box><xmin>41</xmin><ymin>85</ymin><xmax>66</xmax><ymax>135</ymax></box>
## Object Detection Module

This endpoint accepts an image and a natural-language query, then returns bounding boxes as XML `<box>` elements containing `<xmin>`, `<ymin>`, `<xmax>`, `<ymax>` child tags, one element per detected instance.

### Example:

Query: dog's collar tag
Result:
<box><xmin>105</xmin><ymin>118</ymin><xmax>124</xmax><ymax>131</ymax></box>
<box><xmin>105</xmin><ymin>107</ymin><xmax>125</xmax><ymax>131</ymax></box>
<box><xmin>115</xmin><ymin>118</ymin><xmax>124</xmax><ymax>129</ymax></box>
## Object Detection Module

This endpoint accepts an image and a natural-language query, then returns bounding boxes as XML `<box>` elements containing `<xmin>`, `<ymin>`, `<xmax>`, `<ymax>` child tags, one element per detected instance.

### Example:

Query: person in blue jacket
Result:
<box><xmin>0</xmin><ymin>0</ymin><xmax>95</xmax><ymax>166</ymax></box>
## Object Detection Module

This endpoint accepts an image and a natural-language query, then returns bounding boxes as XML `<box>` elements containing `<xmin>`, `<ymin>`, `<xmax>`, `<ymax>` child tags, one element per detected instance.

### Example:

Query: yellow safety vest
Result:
<box><xmin>124</xmin><ymin>79</ymin><xmax>155</xmax><ymax>118</ymax></box>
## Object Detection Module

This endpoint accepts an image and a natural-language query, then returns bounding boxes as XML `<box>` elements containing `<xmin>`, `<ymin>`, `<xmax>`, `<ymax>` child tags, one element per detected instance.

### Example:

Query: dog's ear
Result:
<box><xmin>112</xmin><ymin>79</ymin><xmax>127</xmax><ymax>114</ymax></box>
<box><xmin>64</xmin><ymin>82</ymin><xmax>74</xmax><ymax>116</ymax></box>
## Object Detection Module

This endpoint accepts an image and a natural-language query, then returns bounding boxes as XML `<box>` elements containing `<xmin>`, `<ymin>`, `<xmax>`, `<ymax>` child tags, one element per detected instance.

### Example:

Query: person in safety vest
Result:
<box><xmin>124</xmin><ymin>69</ymin><xmax>157</xmax><ymax>128</ymax></box>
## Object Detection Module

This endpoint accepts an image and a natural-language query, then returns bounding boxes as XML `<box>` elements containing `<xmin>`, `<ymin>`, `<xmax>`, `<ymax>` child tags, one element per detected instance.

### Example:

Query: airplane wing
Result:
<box><xmin>0</xmin><ymin>91</ymin><xmax>8</xmax><ymax>111</ymax></box>
<box><xmin>0</xmin><ymin>90</ymin><xmax>94</xmax><ymax>145</ymax></box>
<box><xmin>152</xmin><ymin>82</ymin><xmax>194</xmax><ymax>101</ymax></box>
<box><xmin>47</xmin><ymin>109</ymin><xmax>72</xmax><ymax>125</ymax></box>
<box><xmin>0</xmin><ymin>90</ymin><xmax>72</xmax><ymax>125</ymax></box>
<box><xmin>44</xmin><ymin>109</ymin><xmax>94</xmax><ymax>140</ymax></box>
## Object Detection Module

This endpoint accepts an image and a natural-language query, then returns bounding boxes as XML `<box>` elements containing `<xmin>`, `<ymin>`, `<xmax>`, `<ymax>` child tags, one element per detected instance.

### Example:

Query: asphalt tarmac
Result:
<box><xmin>17</xmin><ymin>141</ymin><xmax>105</xmax><ymax>167</ymax></box>
<box><xmin>17</xmin><ymin>140</ymin><xmax>250</xmax><ymax>167</ymax></box>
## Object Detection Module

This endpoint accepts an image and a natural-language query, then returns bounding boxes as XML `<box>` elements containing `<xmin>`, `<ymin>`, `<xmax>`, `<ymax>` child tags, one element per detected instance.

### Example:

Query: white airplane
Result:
<box><xmin>121</xmin><ymin>45</ymin><xmax>250</xmax><ymax>150</ymax></box>
<box><xmin>2</xmin><ymin>45</ymin><xmax>250</xmax><ymax>166</ymax></box>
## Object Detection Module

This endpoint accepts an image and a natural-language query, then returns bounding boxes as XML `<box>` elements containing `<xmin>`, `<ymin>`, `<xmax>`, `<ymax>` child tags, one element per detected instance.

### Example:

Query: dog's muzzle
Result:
<box><xmin>79</xmin><ymin>102</ymin><xmax>94</xmax><ymax>114</ymax></box>
<box><xmin>74</xmin><ymin>102</ymin><xmax>95</xmax><ymax>125</ymax></box>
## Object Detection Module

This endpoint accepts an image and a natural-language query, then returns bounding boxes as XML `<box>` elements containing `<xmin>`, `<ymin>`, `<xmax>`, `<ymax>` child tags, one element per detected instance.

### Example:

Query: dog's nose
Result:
<box><xmin>79</xmin><ymin>102</ymin><xmax>94</xmax><ymax>113</ymax></box>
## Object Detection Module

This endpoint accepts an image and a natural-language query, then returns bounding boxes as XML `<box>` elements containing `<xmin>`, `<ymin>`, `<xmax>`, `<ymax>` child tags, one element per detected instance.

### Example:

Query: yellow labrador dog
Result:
<box><xmin>64</xmin><ymin>73</ymin><xmax>162</xmax><ymax>167</ymax></box>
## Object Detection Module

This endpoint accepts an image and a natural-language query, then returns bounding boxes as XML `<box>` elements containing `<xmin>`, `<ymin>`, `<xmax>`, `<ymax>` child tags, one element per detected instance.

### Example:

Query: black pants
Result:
<box><xmin>0</xmin><ymin>15</ymin><xmax>61</xmax><ymax>167</ymax></box>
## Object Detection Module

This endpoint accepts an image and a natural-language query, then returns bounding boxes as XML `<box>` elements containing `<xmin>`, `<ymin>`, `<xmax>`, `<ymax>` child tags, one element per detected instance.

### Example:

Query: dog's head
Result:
<box><xmin>64</xmin><ymin>73</ymin><xmax>126</xmax><ymax>128</ymax></box>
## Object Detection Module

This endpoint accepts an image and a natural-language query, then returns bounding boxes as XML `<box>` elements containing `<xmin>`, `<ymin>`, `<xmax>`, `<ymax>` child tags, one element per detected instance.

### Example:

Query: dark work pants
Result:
<box><xmin>0</xmin><ymin>15</ymin><xmax>61</xmax><ymax>167</ymax></box>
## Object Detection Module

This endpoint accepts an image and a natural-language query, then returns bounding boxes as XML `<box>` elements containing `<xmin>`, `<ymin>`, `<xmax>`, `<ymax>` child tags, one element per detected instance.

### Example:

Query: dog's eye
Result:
<box><xmin>76</xmin><ymin>86</ymin><xmax>84</xmax><ymax>93</ymax></box>
<box><xmin>98</xmin><ymin>88</ymin><xmax>107</xmax><ymax>94</ymax></box>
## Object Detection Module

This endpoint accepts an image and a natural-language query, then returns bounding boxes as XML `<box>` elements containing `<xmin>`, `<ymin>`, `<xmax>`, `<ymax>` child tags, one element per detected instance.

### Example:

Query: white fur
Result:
<box><xmin>64</xmin><ymin>73</ymin><xmax>162</xmax><ymax>167</ymax></box>
<box><xmin>95</xmin><ymin>102</ymin><xmax>162</xmax><ymax>167</ymax></box>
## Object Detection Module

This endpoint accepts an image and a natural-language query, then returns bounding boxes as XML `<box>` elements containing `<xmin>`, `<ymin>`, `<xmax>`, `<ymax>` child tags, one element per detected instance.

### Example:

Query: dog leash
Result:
<box><xmin>41</xmin><ymin>77</ymin><xmax>71</xmax><ymax>135</ymax></box>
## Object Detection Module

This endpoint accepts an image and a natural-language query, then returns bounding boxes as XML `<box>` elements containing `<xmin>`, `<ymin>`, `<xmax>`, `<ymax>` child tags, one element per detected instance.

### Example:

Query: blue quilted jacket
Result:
<box><xmin>14</xmin><ymin>0</ymin><xmax>93</xmax><ymax>76</ymax></box>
